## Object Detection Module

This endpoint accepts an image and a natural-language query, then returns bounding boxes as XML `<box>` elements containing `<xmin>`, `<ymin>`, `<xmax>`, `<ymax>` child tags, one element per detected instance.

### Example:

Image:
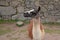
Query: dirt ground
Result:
<box><xmin>0</xmin><ymin>23</ymin><xmax>60</xmax><ymax>40</ymax></box>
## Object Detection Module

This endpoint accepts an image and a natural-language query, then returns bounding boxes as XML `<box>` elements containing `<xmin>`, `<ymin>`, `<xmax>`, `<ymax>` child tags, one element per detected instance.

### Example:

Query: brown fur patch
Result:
<box><xmin>28</xmin><ymin>19</ymin><xmax>44</xmax><ymax>39</ymax></box>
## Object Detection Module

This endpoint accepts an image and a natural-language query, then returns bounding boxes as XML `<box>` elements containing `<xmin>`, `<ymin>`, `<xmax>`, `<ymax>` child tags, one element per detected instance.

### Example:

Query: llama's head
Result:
<box><xmin>24</xmin><ymin>6</ymin><xmax>41</xmax><ymax>17</ymax></box>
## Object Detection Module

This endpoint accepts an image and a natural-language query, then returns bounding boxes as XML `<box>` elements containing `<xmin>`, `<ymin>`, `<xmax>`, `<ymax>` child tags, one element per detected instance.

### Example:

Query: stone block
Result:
<box><xmin>10</xmin><ymin>1</ymin><xmax>19</xmax><ymax>8</ymax></box>
<box><xmin>17</xmin><ymin>13</ymin><xmax>27</xmax><ymax>20</ymax></box>
<box><xmin>0</xmin><ymin>6</ymin><xmax>16</xmax><ymax>19</ymax></box>
<box><xmin>0</xmin><ymin>6</ymin><xmax>16</xmax><ymax>15</ymax></box>
<box><xmin>0</xmin><ymin>1</ymin><xmax>9</xmax><ymax>6</ymax></box>
<box><xmin>17</xmin><ymin>6</ymin><xmax>24</xmax><ymax>13</ymax></box>
<box><xmin>12</xmin><ymin>15</ymin><xmax>18</xmax><ymax>20</ymax></box>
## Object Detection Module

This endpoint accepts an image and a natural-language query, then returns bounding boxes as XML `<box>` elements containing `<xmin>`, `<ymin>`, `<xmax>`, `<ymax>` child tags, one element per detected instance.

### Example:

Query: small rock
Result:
<box><xmin>16</xmin><ymin>21</ymin><xmax>24</xmax><ymax>27</ymax></box>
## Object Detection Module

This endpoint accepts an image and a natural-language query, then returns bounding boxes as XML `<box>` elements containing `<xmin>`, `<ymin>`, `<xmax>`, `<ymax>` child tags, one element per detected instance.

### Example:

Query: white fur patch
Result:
<box><xmin>25</xmin><ymin>9</ymin><xmax>34</xmax><ymax>13</ymax></box>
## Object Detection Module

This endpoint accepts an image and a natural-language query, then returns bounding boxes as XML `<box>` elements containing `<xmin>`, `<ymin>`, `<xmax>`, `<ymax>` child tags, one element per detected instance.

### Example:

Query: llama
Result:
<box><xmin>24</xmin><ymin>6</ymin><xmax>45</xmax><ymax>40</ymax></box>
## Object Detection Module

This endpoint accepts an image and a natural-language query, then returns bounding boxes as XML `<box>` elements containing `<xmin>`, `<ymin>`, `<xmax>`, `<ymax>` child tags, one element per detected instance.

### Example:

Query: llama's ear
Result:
<box><xmin>37</xmin><ymin>6</ymin><xmax>41</xmax><ymax>12</ymax></box>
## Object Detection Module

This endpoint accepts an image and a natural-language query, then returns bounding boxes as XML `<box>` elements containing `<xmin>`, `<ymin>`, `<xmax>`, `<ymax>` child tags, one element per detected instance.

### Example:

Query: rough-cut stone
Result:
<box><xmin>10</xmin><ymin>1</ymin><xmax>20</xmax><ymax>8</ymax></box>
<box><xmin>54</xmin><ymin>0</ymin><xmax>59</xmax><ymax>2</ymax></box>
<box><xmin>0</xmin><ymin>0</ymin><xmax>60</xmax><ymax>22</ymax></box>
<box><xmin>57</xmin><ymin>20</ymin><xmax>60</xmax><ymax>22</ymax></box>
<box><xmin>12</xmin><ymin>15</ymin><xmax>18</xmax><ymax>20</ymax></box>
<box><xmin>0</xmin><ymin>6</ymin><xmax>16</xmax><ymax>19</ymax></box>
<box><xmin>17</xmin><ymin>6</ymin><xmax>24</xmax><ymax>13</ymax></box>
<box><xmin>18</xmin><ymin>0</ymin><xmax>25</xmax><ymax>6</ymax></box>
<box><xmin>0</xmin><ymin>17</ymin><xmax>1</xmax><ymax>19</ymax></box>
<box><xmin>41</xmin><ymin>7</ymin><xmax>47</xmax><ymax>12</ymax></box>
<box><xmin>0</xmin><ymin>6</ymin><xmax>16</xmax><ymax>15</ymax></box>
<box><xmin>0</xmin><ymin>1</ymin><xmax>9</xmax><ymax>6</ymax></box>
<box><xmin>48</xmin><ymin>4</ymin><xmax>54</xmax><ymax>11</ymax></box>
<box><xmin>25</xmin><ymin>0</ymin><xmax>36</xmax><ymax>9</ymax></box>
<box><xmin>35</xmin><ymin>0</ymin><xmax>40</xmax><ymax>7</ymax></box>
<box><xmin>39</xmin><ymin>0</ymin><xmax>49</xmax><ymax>5</ymax></box>
<box><xmin>6</xmin><ymin>0</ymin><xmax>12</xmax><ymax>2</ymax></box>
<box><xmin>17</xmin><ymin>13</ymin><xmax>27</xmax><ymax>20</ymax></box>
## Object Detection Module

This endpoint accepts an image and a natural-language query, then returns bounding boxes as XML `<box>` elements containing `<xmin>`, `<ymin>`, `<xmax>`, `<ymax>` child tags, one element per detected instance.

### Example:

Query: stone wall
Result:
<box><xmin>0</xmin><ymin>0</ymin><xmax>60</xmax><ymax>22</ymax></box>
<box><xmin>39</xmin><ymin>0</ymin><xmax>60</xmax><ymax>22</ymax></box>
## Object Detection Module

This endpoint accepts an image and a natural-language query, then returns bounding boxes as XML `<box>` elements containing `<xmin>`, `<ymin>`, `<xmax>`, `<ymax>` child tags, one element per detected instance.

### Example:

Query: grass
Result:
<box><xmin>20</xmin><ymin>30</ymin><xmax>27</xmax><ymax>32</ymax></box>
<box><xmin>43</xmin><ymin>22</ymin><xmax>60</xmax><ymax>25</ymax></box>
<box><xmin>1</xmin><ymin>19</ymin><xmax>60</xmax><ymax>25</ymax></box>
<box><xmin>11</xmin><ymin>38</ymin><xmax>19</xmax><ymax>40</ymax></box>
<box><xmin>0</xmin><ymin>20</ymin><xmax>17</xmax><ymax>24</ymax></box>
<box><xmin>0</xmin><ymin>29</ymin><xmax>12</xmax><ymax>35</ymax></box>
<box><xmin>45</xmin><ymin>29</ymin><xmax>60</xmax><ymax>34</ymax></box>
<box><xmin>0</xmin><ymin>19</ymin><xmax>29</xmax><ymax>24</ymax></box>
<box><xmin>23</xmin><ymin>20</ymin><xmax>60</xmax><ymax>25</ymax></box>
<box><xmin>19</xmin><ymin>19</ymin><xmax>30</xmax><ymax>24</ymax></box>
<box><xmin>0</xmin><ymin>19</ymin><xmax>60</xmax><ymax>34</ymax></box>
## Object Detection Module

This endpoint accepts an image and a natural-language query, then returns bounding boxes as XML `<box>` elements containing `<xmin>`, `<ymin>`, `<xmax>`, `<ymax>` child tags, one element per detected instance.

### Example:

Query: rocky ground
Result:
<box><xmin>0</xmin><ymin>23</ymin><xmax>60</xmax><ymax>40</ymax></box>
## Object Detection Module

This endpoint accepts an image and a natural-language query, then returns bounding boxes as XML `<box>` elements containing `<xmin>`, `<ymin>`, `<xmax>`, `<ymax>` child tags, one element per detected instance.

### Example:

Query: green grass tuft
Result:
<box><xmin>43</xmin><ymin>22</ymin><xmax>60</xmax><ymax>25</ymax></box>
<box><xmin>45</xmin><ymin>29</ymin><xmax>60</xmax><ymax>34</ymax></box>
<box><xmin>0</xmin><ymin>29</ymin><xmax>12</xmax><ymax>35</ymax></box>
<box><xmin>20</xmin><ymin>30</ymin><xmax>27</xmax><ymax>32</ymax></box>
<box><xmin>0</xmin><ymin>20</ymin><xmax>16</xmax><ymax>24</ymax></box>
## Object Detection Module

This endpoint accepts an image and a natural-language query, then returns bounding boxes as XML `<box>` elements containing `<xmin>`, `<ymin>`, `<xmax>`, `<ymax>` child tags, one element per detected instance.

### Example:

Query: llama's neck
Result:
<box><xmin>32</xmin><ymin>17</ymin><xmax>42</xmax><ymax>40</ymax></box>
<box><xmin>33</xmin><ymin>17</ymin><xmax>40</xmax><ymax>28</ymax></box>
